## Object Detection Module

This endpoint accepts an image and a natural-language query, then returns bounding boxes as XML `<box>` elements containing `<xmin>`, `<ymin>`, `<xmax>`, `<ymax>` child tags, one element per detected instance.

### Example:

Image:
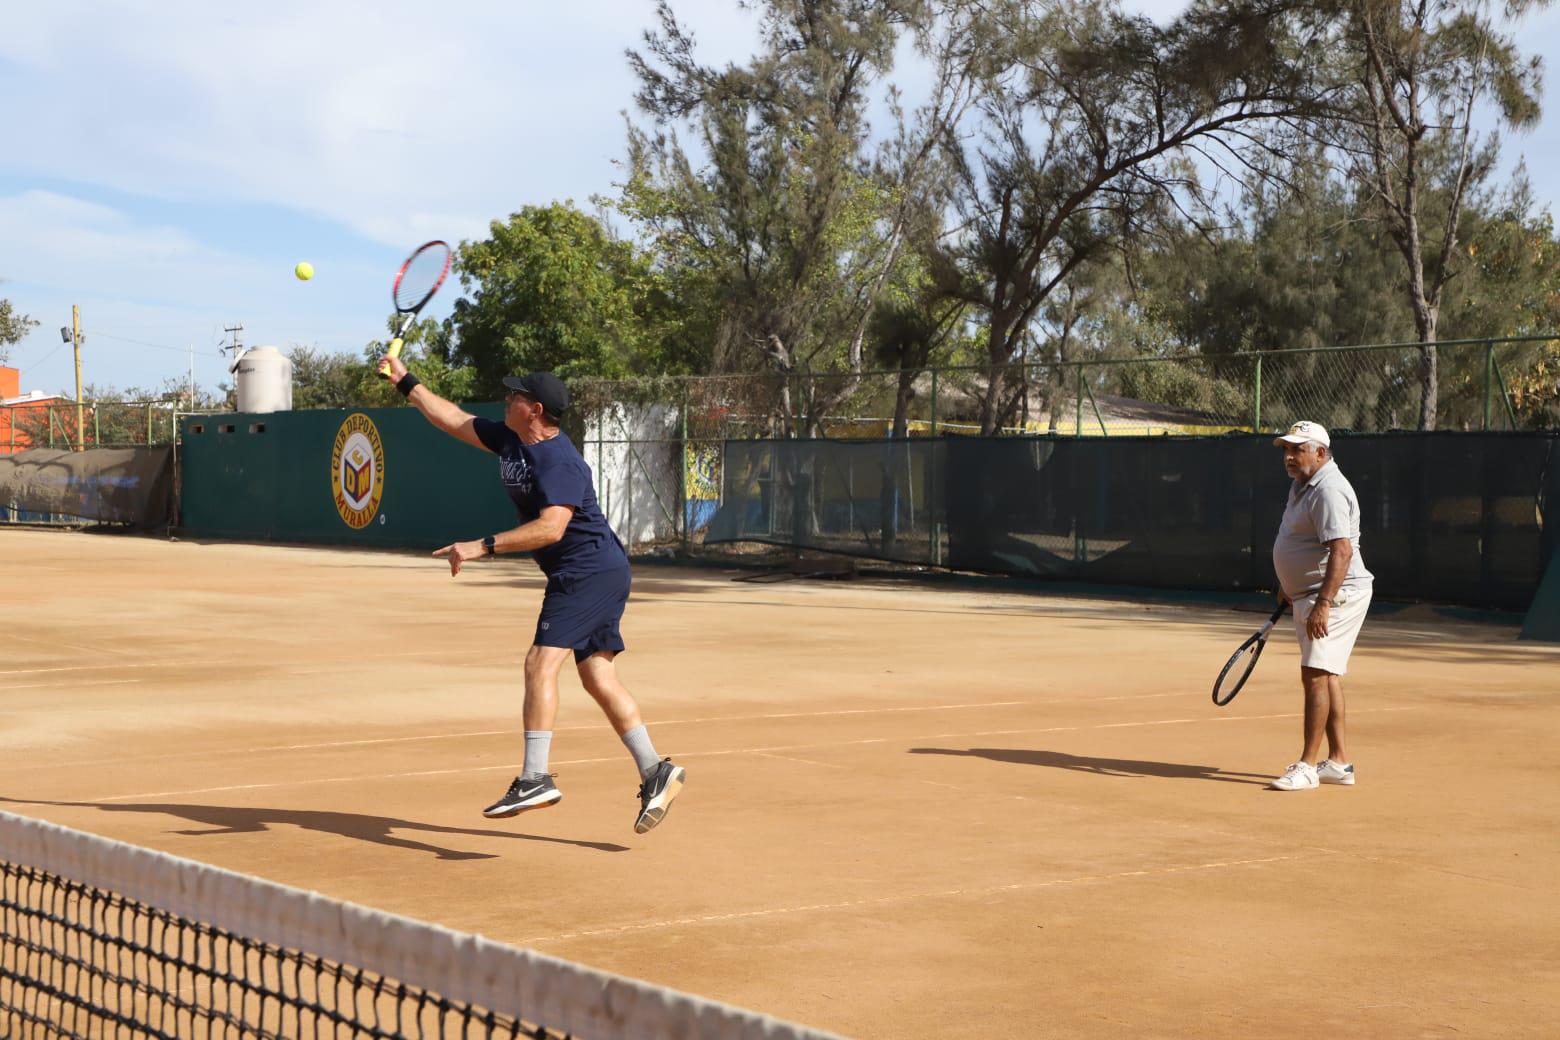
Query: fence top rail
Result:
<box><xmin>1</xmin><ymin>398</ymin><xmax>186</xmax><ymax>408</ymax></box>
<box><xmin>570</xmin><ymin>334</ymin><xmax>1559</xmax><ymax>389</ymax></box>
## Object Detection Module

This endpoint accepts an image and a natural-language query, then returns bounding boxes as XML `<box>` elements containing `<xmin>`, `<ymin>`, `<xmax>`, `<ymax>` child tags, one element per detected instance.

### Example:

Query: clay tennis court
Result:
<box><xmin>3</xmin><ymin>528</ymin><xmax>1558</xmax><ymax>1038</ymax></box>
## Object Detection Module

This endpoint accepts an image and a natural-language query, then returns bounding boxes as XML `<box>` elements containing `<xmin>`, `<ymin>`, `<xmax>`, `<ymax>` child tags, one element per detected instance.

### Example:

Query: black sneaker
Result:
<box><xmin>634</xmin><ymin>759</ymin><xmax>686</xmax><ymax>834</ymax></box>
<box><xmin>483</xmin><ymin>775</ymin><xmax>561</xmax><ymax>818</ymax></box>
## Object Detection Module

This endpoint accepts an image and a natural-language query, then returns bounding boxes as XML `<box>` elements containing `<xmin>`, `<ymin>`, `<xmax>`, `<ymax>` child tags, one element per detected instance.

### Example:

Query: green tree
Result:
<box><xmin>1320</xmin><ymin>0</ymin><xmax>1550</xmax><ymax>427</ymax></box>
<box><xmin>623</xmin><ymin>0</ymin><xmax>968</xmax><ymax>436</ymax></box>
<box><xmin>359</xmin><ymin>318</ymin><xmax>477</xmax><ymax>407</ymax></box>
<box><xmin>1146</xmin><ymin>164</ymin><xmax>1407</xmax><ymax>357</ymax></box>
<box><xmin>945</xmin><ymin>0</ymin><xmax>1332</xmax><ymax>432</ymax></box>
<box><xmin>285</xmin><ymin>347</ymin><xmax>365</xmax><ymax>410</ymax></box>
<box><xmin>444</xmin><ymin>203</ymin><xmax>674</xmax><ymax>398</ymax></box>
<box><xmin>0</xmin><ymin>296</ymin><xmax>39</xmax><ymax>366</ymax></box>
<box><xmin>869</xmin><ymin>236</ymin><xmax>969</xmax><ymax>438</ymax></box>
<box><xmin>1443</xmin><ymin>171</ymin><xmax>1560</xmax><ymax>340</ymax></box>
<box><xmin>282</xmin><ymin>318</ymin><xmax>477</xmax><ymax>411</ymax></box>
<box><xmin>13</xmin><ymin>378</ymin><xmax>217</xmax><ymax>448</ymax></box>
<box><xmin>1441</xmin><ymin>171</ymin><xmax>1560</xmax><ymax>429</ymax></box>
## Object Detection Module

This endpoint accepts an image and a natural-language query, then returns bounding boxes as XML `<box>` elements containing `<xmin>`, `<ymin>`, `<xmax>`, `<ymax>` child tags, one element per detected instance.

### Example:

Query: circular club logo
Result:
<box><xmin>331</xmin><ymin>413</ymin><xmax>385</xmax><ymax>529</ymax></box>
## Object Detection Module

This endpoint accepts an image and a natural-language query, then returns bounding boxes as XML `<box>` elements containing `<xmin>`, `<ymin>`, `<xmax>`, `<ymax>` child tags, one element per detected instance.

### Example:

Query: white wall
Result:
<box><xmin>583</xmin><ymin>403</ymin><xmax>681</xmax><ymax>547</ymax></box>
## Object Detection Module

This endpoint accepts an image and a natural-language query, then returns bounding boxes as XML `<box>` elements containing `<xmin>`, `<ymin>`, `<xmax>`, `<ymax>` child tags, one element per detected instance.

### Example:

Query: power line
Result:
<box><xmin>18</xmin><ymin>341</ymin><xmax>71</xmax><ymax>373</ymax></box>
<box><xmin>85</xmin><ymin>330</ymin><xmax>226</xmax><ymax>358</ymax></box>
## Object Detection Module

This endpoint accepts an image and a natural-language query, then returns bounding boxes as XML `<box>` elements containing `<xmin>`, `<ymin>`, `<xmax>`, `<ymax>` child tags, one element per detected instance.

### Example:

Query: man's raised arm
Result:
<box><xmin>380</xmin><ymin>355</ymin><xmax>485</xmax><ymax>450</ymax></box>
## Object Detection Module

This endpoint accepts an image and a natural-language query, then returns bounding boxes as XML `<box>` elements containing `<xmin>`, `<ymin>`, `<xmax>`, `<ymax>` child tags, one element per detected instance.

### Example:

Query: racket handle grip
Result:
<box><xmin>386</xmin><ymin>338</ymin><xmax>404</xmax><ymax>359</ymax></box>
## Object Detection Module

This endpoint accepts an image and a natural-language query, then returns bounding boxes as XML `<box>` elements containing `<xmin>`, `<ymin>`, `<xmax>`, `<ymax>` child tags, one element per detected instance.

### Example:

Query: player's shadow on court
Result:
<box><xmin>908</xmin><ymin>748</ymin><xmax>1270</xmax><ymax>785</ymax></box>
<box><xmin>1</xmin><ymin>798</ymin><xmax>629</xmax><ymax>859</ymax></box>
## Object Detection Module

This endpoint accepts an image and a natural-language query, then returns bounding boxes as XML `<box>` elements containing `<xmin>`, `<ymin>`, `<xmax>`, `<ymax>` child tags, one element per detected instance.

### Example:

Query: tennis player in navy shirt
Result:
<box><xmin>381</xmin><ymin>357</ymin><xmax>685</xmax><ymax>834</ymax></box>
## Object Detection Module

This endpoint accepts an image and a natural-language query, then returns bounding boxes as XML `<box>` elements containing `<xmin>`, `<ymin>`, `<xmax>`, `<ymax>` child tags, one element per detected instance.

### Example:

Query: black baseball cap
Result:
<box><xmin>501</xmin><ymin>372</ymin><xmax>569</xmax><ymax>420</ymax></box>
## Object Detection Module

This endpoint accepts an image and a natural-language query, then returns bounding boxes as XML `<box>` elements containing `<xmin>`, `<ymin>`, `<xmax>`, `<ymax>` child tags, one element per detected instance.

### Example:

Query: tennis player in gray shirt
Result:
<box><xmin>1269</xmin><ymin>421</ymin><xmax>1374</xmax><ymax>791</ymax></box>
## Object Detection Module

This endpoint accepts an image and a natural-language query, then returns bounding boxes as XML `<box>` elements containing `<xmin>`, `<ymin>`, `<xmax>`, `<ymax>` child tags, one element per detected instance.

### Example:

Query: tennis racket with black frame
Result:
<box><xmin>383</xmin><ymin>240</ymin><xmax>451</xmax><ymax>362</ymax></box>
<box><xmin>1211</xmin><ymin>602</ymin><xmax>1287</xmax><ymax>706</ymax></box>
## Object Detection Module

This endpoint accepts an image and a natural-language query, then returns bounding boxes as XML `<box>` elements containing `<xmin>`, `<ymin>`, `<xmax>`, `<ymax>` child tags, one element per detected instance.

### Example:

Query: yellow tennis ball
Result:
<box><xmin>294</xmin><ymin>262</ymin><xmax>314</xmax><ymax>281</ymax></box>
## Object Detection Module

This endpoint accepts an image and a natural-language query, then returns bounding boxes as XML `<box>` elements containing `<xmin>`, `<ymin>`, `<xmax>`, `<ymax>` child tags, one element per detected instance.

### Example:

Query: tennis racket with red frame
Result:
<box><xmin>384</xmin><ymin>240</ymin><xmax>451</xmax><ymax>360</ymax></box>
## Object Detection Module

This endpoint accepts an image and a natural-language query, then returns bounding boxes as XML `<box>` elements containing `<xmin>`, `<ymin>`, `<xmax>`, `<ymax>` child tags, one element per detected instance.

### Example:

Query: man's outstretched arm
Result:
<box><xmin>381</xmin><ymin>355</ymin><xmax>485</xmax><ymax>450</ymax></box>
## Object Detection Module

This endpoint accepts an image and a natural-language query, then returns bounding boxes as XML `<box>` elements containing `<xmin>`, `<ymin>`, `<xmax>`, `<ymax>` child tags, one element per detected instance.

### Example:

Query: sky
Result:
<box><xmin>2</xmin><ymin>0</ymin><xmax>1557</xmax><ymax>400</ymax></box>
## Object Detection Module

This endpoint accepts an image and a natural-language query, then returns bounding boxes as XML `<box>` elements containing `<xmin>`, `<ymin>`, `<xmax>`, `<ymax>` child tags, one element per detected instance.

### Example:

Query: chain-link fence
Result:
<box><xmin>0</xmin><ymin>399</ymin><xmax>200</xmax><ymax>454</ymax></box>
<box><xmin>1</xmin><ymin>400</ymin><xmax>210</xmax><ymax>525</ymax></box>
<box><xmin>574</xmin><ymin>336</ymin><xmax>1558</xmax><ymax>556</ymax></box>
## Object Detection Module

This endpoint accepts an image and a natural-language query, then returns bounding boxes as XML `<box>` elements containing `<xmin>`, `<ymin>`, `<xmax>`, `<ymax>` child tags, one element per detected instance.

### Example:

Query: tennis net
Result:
<box><xmin>0</xmin><ymin>811</ymin><xmax>841</xmax><ymax>1040</ymax></box>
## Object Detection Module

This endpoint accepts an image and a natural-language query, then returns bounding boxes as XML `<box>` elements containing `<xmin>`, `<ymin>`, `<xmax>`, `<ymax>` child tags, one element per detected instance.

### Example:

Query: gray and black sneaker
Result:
<box><xmin>634</xmin><ymin>759</ymin><xmax>686</xmax><ymax>834</ymax></box>
<box><xmin>483</xmin><ymin>774</ymin><xmax>561</xmax><ymax>818</ymax></box>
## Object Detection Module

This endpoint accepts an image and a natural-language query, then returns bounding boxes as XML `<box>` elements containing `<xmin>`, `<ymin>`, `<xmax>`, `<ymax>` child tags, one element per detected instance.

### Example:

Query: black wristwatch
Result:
<box><xmin>481</xmin><ymin>535</ymin><xmax>497</xmax><ymax>557</ymax></box>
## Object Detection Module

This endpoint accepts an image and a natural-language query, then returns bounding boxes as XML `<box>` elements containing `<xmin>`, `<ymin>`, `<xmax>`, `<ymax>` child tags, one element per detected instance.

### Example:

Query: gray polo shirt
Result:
<box><xmin>1272</xmin><ymin>458</ymin><xmax>1373</xmax><ymax>599</ymax></box>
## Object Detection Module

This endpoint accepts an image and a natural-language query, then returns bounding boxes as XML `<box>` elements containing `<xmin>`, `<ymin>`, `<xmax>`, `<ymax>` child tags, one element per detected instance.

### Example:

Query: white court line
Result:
<box><xmin>5</xmin><ymin>691</ymin><xmax>1202</xmax><ymax>769</ymax></box>
<box><xmin>0</xmin><ymin>647</ymin><xmax>471</xmax><ymax>676</ymax></box>
<box><xmin>82</xmin><ymin>707</ymin><xmax>1415</xmax><ymax>803</ymax></box>
<box><xmin>751</xmin><ymin>751</ymin><xmax>852</xmax><ymax>771</ymax></box>
<box><xmin>516</xmin><ymin>852</ymin><xmax>1315</xmax><ymax>944</ymax></box>
<box><xmin>0</xmin><ymin>679</ymin><xmax>144</xmax><ymax>692</ymax></box>
<box><xmin>245</xmin><ymin>701</ymin><xmax>1030</xmax><ymax>752</ymax></box>
<box><xmin>0</xmin><ymin>666</ymin><xmax>109</xmax><ymax>678</ymax></box>
<box><xmin>4</xmin><ymin>633</ymin><xmax>142</xmax><ymax>659</ymax></box>
<box><xmin>7</xmin><ymin>701</ymin><xmax>1033</xmax><ymax>769</ymax></box>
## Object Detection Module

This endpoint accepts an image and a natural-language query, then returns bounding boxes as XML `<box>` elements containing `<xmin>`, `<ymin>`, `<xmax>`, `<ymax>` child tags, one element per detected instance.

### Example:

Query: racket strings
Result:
<box><xmin>1213</xmin><ymin>641</ymin><xmax>1263</xmax><ymax>705</ymax></box>
<box><xmin>394</xmin><ymin>244</ymin><xmax>451</xmax><ymax>311</ymax></box>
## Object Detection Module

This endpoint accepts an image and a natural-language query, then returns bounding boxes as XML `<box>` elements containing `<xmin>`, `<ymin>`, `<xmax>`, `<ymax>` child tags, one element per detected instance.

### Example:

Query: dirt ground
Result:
<box><xmin>2</xmin><ymin>528</ymin><xmax>1558</xmax><ymax>1038</ymax></box>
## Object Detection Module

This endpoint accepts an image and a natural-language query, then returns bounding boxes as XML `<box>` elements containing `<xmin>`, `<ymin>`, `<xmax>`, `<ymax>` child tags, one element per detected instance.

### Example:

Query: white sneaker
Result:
<box><xmin>1317</xmin><ymin>759</ymin><xmax>1356</xmax><ymax>785</ymax></box>
<box><xmin>1269</xmin><ymin>761</ymin><xmax>1319</xmax><ymax>791</ymax></box>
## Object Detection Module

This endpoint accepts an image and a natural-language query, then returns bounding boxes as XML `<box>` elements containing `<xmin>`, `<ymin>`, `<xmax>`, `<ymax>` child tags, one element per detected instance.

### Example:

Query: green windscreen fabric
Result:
<box><xmin>705</xmin><ymin>433</ymin><xmax>1557</xmax><ymax>610</ymax></box>
<box><xmin>705</xmin><ymin>439</ymin><xmax>945</xmax><ymax>566</ymax></box>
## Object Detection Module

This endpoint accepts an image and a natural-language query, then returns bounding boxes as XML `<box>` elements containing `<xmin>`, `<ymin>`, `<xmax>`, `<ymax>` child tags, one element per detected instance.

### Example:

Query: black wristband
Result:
<box><xmin>395</xmin><ymin>372</ymin><xmax>422</xmax><ymax>397</ymax></box>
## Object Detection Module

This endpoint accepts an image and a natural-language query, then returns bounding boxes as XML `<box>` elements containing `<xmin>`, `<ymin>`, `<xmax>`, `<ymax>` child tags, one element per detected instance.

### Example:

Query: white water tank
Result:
<box><xmin>233</xmin><ymin>346</ymin><xmax>293</xmax><ymax>413</ymax></box>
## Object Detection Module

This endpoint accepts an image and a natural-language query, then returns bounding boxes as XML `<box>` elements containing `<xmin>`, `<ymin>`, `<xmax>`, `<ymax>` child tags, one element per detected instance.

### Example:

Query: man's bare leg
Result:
<box><xmin>1325</xmin><ymin>674</ymin><xmax>1347</xmax><ymax>764</ymax></box>
<box><xmin>578</xmin><ymin>651</ymin><xmax>685</xmax><ymax>833</ymax></box>
<box><xmin>1300</xmin><ymin>667</ymin><xmax>1330</xmax><ymax>765</ymax></box>
<box><xmin>482</xmin><ymin>645</ymin><xmax>572</xmax><ymax>818</ymax></box>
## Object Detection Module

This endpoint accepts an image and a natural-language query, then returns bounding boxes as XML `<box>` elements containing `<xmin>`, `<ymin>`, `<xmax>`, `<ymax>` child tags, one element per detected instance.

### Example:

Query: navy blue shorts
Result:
<box><xmin>535</xmin><ymin>566</ymin><xmax>631</xmax><ymax>663</ymax></box>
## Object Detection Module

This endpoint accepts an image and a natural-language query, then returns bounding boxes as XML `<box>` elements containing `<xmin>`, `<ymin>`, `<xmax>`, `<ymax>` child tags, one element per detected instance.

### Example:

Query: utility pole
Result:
<box><xmin>71</xmin><ymin>305</ymin><xmax>84</xmax><ymax>451</ymax></box>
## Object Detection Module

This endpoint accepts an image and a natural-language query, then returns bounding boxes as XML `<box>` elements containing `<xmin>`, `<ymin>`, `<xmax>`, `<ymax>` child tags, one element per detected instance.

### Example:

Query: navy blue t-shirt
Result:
<box><xmin>472</xmin><ymin>419</ymin><xmax>627</xmax><ymax>578</ymax></box>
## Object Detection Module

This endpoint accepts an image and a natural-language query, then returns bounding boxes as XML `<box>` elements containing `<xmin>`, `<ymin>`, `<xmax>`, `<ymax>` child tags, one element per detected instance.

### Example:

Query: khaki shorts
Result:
<box><xmin>1293</xmin><ymin>585</ymin><xmax>1372</xmax><ymax>675</ymax></box>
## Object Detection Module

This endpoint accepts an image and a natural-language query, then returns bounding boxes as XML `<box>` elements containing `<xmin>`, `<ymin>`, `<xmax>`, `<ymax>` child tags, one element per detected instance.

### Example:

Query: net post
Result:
<box><xmin>793</xmin><ymin>372</ymin><xmax>804</xmax><ymax>439</ymax></box>
<box><xmin>1483</xmin><ymin>340</ymin><xmax>1494</xmax><ymax>431</ymax></box>
<box><xmin>146</xmin><ymin>403</ymin><xmax>153</xmax><ymax>445</ymax></box>
<box><xmin>929</xmin><ymin>368</ymin><xmax>938</xmax><ymax>436</ymax></box>
<box><xmin>680</xmin><ymin>381</ymin><xmax>691</xmax><ymax>552</ymax></box>
<box><xmin>1074</xmin><ymin>363</ymin><xmax>1083</xmax><ymax>436</ymax></box>
<box><xmin>597</xmin><ymin>417</ymin><xmax>606</xmax><ymax>528</ymax></box>
<box><xmin>846</xmin><ymin>450</ymin><xmax>855</xmax><ymax>538</ymax></box>
<box><xmin>1252</xmin><ymin>352</ymin><xmax>1263</xmax><ymax>432</ymax></box>
<box><xmin>73</xmin><ymin>304</ymin><xmax>85</xmax><ymax>452</ymax></box>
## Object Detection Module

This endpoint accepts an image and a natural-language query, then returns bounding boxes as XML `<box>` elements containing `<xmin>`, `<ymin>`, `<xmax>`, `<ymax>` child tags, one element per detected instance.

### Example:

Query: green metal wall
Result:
<box><xmin>178</xmin><ymin>405</ymin><xmax>518</xmax><ymax>548</ymax></box>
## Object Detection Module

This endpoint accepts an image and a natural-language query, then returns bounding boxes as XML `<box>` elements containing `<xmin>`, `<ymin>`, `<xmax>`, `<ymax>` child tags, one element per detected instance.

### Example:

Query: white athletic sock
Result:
<box><xmin>522</xmin><ymin>731</ymin><xmax>553</xmax><ymax>781</ymax></box>
<box><xmin>621</xmin><ymin>725</ymin><xmax>660</xmax><ymax>779</ymax></box>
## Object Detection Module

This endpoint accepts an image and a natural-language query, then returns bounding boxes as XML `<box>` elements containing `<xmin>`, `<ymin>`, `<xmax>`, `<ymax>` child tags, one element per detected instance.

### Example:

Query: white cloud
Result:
<box><xmin>0</xmin><ymin>190</ymin><xmax>274</xmax><ymax>306</ymax></box>
<box><xmin>2</xmin><ymin>1</ymin><xmax>763</xmax><ymax>247</ymax></box>
<box><xmin>0</xmin><ymin>188</ymin><xmax>389</xmax><ymax>391</ymax></box>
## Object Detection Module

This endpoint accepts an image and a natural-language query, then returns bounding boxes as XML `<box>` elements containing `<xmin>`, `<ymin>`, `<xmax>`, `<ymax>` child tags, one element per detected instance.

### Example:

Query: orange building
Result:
<box><xmin>1</xmin><ymin>366</ymin><xmax>73</xmax><ymax>455</ymax></box>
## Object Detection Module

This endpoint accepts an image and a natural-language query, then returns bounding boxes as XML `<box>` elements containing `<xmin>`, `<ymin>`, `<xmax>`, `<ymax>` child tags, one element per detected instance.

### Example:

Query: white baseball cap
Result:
<box><xmin>1273</xmin><ymin>421</ymin><xmax>1330</xmax><ymax>448</ymax></box>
